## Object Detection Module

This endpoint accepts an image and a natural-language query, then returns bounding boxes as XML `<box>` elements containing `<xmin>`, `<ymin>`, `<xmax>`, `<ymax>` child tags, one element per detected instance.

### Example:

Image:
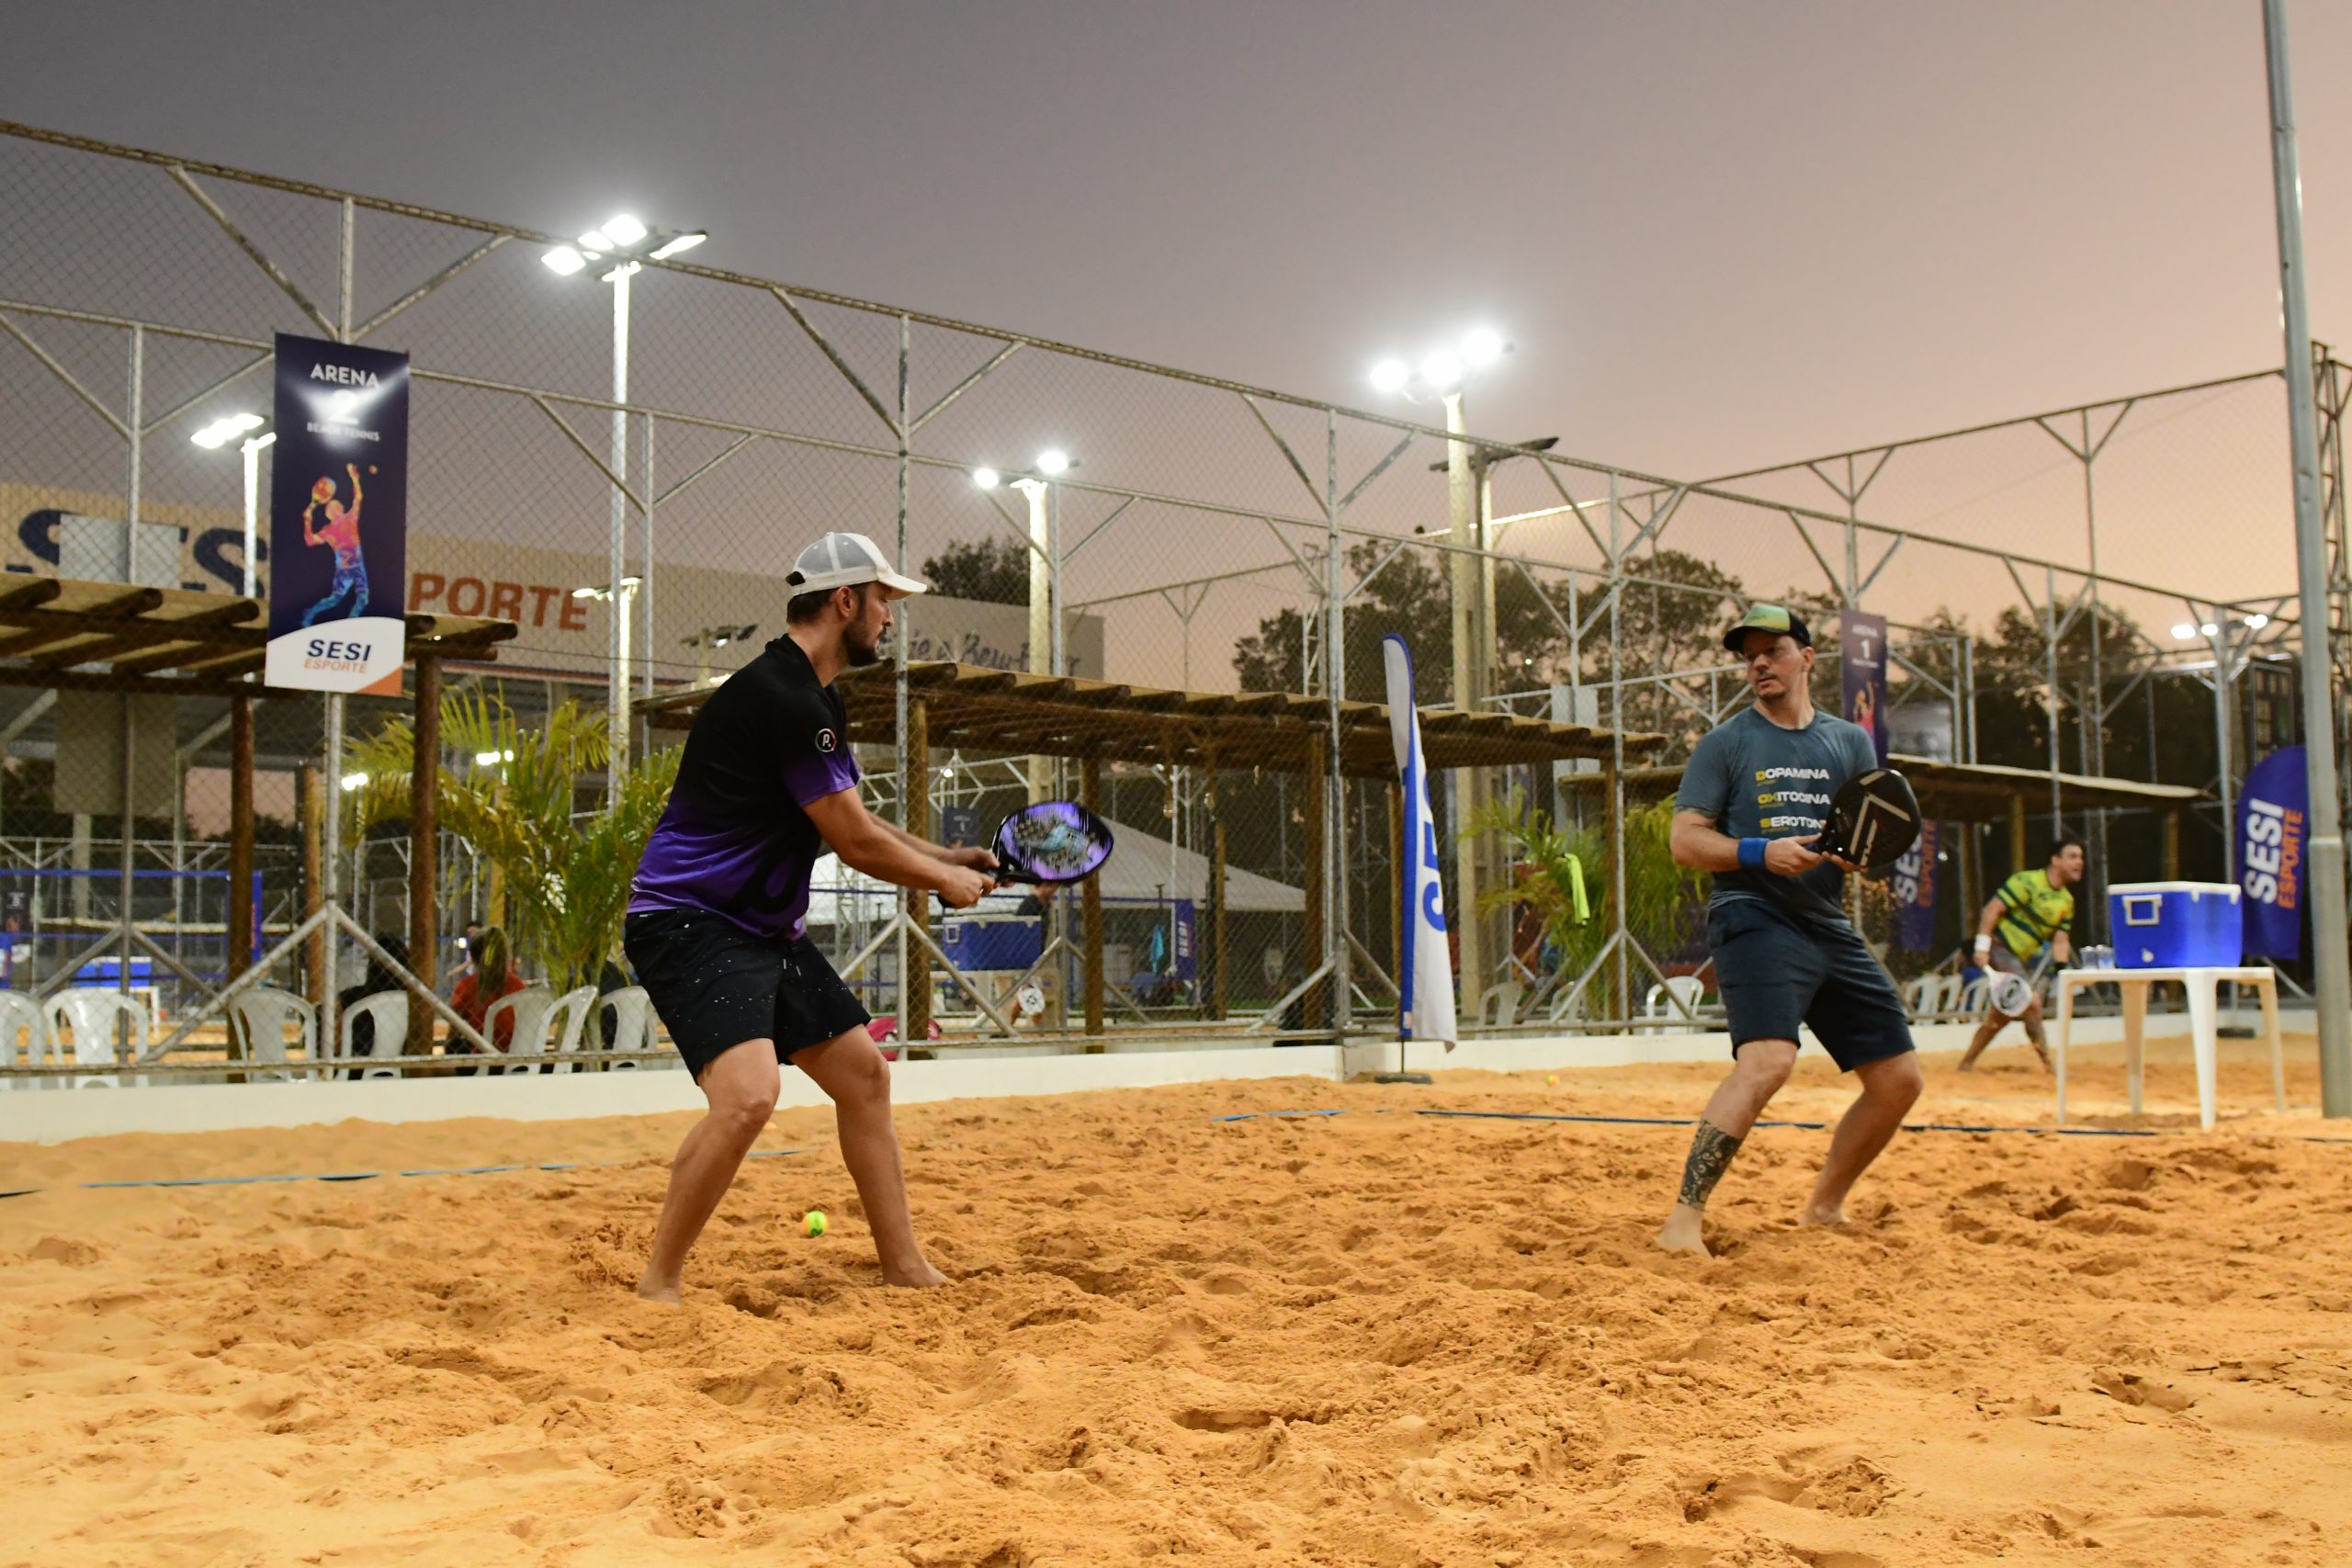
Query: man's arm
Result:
<box><xmin>806</xmin><ymin>787</ymin><xmax>992</xmax><ymax>907</ymax></box>
<box><xmin>1671</xmin><ymin>810</ymin><xmax>1827</xmax><ymax>878</ymax></box>
<box><xmin>873</xmin><ymin>818</ymin><xmax>995</xmax><ymax>869</ymax></box>
<box><xmin>1973</xmin><ymin>888</ymin><xmax>2010</xmax><ymax>966</ymax></box>
<box><xmin>346</xmin><ymin>463</ymin><xmax>362</xmax><ymax>513</ymax></box>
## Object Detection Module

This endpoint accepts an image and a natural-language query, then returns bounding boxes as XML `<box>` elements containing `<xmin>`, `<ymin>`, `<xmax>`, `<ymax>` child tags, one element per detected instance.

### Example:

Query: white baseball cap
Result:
<box><xmin>786</xmin><ymin>532</ymin><xmax>929</xmax><ymax>596</ymax></box>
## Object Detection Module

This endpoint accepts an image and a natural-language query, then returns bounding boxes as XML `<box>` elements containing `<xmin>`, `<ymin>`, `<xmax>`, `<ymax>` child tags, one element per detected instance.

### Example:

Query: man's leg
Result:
<box><xmin>1656</xmin><ymin>1037</ymin><xmax>1797</xmax><ymax>1258</ymax></box>
<box><xmin>1957</xmin><ymin>1005</ymin><xmax>2004</xmax><ymax>1071</ymax></box>
<box><xmin>1801</xmin><ymin>1049</ymin><xmax>1923</xmax><ymax>1225</ymax></box>
<box><xmin>2018</xmin><ymin>996</ymin><xmax>2053</xmax><ymax>1071</ymax></box>
<box><xmin>793</xmin><ymin>1027</ymin><xmax>944</xmax><ymax>1288</ymax></box>
<box><xmin>637</xmin><ymin>1038</ymin><xmax>779</xmax><ymax>1303</ymax></box>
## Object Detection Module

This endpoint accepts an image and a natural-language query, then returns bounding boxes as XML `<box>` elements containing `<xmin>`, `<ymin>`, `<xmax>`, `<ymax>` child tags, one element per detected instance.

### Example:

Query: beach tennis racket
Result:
<box><xmin>1814</xmin><ymin>767</ymin><xmax>1920</xmax><ymax>870</ymax></box>
<box><xmin>989</xmin><ymin>800</ymin><xmax>1115</xmax><ymax>885</ymax></box>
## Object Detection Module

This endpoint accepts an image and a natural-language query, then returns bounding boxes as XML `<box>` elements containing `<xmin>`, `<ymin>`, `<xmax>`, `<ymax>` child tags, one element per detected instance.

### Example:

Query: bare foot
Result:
<box><xmin>635</xmin><ymin>1272</ymin><xmax>683</xmax><ymax>1305</ymax></box>
<box><xmin>1655</xmin><ymin>1205</ymin><xmax>1712</xmax><ymax>1258</ymax></box>
<box><xmin>1798</xmin><ymin>1203</ymin><xmax>1846</xmax><ymax>1227</ymax></box>
<box><xmin>2031</xmin><ymin>1043</ymin><xmax>2053</xmax><ymax>1075</ymax></box>
<box><xmin>1956</xmin><ymin>1057</ymin><xmax>1978</xmax><ymax>1073</ymax></box>
<box><xmin>880</xmin><ymin>1257</ymin><xmax>948</xmax><ymax>1289</ymax></box>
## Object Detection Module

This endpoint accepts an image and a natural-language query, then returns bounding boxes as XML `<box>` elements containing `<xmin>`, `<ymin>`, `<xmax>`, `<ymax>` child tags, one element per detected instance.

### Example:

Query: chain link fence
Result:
<box><xmin>1</xmin><ymin>118</ymin><xmax>2339</xmax><ymax>1062</ymax></box>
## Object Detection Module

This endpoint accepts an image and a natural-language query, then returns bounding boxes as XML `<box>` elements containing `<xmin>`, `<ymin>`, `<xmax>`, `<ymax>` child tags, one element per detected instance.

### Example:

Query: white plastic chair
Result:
<box><xmin>342</xmin><ymin>992</ymin><xmax>412</xmax><ymax>1080</ymax></box>
<box><xmin>540</xmin><ymin>985</ymin><xmax>597</xmax><ymax>1075</ymax></box>
<box><xmin>1477</xmin><ymin>978</ymin><xmax>1525</xmax><ymax>1028</ymax></box>
<box><xmin>595</xmin><ymin>985</ymin><xmax>658</xmax><ymax>1070</ymax></box>
<box><xmin>0</xmin><ymin>990</ymin><xmax>48</xmax><ymax>1090</ymax></box>
<box><xmin>483</xmin><ymin>985</ymin><xmax>555</xmax><ymax>1074</ymax></box>
<box><xmin>1900</xmin><ymin>975</ymin><xmax>1935</xmax><ymax>1018</ymax></box>
<box><xmin>1643</xmin><ymin>975</ymin><xmax>1706</xmax><ymax>1031</ymax></box>
<box><xmin>45</xmin><ymin>988</ymin><xmax>153</xmax><ymax>1089</ymax></box>
<box><xmin>228</xmin><ymin>988</ymin><xmax>317</xmax><ymax>1082</ymax></box>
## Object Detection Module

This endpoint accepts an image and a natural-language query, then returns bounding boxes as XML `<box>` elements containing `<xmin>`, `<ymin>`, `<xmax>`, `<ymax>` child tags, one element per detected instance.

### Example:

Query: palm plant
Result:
<box><xmin>1465</xmin><ymin>788</ymin><xmax>1707</xmax><ymax>1014</ymax></box>
<box><xmin>345</xmin><ymin>689</ymin><xmax>680</xmax><ymax>990</ymax></box>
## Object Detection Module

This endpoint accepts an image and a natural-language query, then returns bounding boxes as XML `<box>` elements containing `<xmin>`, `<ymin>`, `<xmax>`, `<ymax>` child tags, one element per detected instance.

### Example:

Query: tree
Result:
<box><xmin>921</xmin><ymin>535</ymin><xmax>1027</xmax><ymax>605</ymax></box>
<box><xmin>345</xmin><ymin>690</ymin><xmax>680</xmax><ymax>989</ymax></box>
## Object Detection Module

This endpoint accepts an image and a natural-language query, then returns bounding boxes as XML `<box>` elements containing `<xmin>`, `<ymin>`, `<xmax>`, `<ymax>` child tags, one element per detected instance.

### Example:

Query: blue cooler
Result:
<box><xmin>2108</xmin><ymin>881</ymin><xmax>2242</xmax><ymax>968</ymax></box>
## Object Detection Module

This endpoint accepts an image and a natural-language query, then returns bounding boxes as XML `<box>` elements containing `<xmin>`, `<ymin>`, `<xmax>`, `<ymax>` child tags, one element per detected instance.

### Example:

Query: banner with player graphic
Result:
<box><xmin>1384</xmin><ymin>635</ymin><xmax>1457</xmax><ymax>1051</ymax></box>
<box><xmin>1838</xmin><ymin>608</ymin><xmax>1889</xmax><ymax>764</ymax></box>
<box><xmin>266</xmin><ymin>332</ymin><xmax>409</xmax><ymax>694</ymax></box>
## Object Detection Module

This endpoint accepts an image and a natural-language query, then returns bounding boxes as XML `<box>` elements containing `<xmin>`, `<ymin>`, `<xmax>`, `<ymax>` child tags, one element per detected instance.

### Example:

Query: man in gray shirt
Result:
<box><xmin>1656</xmin><ymin>604</ymin><xmax>1921</xmax><ymax>1259</ymax></box>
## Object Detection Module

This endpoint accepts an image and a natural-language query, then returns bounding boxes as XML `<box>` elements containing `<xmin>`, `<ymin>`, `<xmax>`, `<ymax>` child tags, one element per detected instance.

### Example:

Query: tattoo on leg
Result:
<box><xmin>1677</xmin><ymin>1118</ymin><xmax>1743</xmax><ymax>1211</ymax></box>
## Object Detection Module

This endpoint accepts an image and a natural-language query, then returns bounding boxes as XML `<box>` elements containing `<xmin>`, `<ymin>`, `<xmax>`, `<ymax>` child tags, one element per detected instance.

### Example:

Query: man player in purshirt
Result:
<box><xmin>1657</xmin><ymin>604</ymin><xmax>1923</xmax><ymax>1258</ymax></box>
<box><xmin>624</xmin><ymin>532</ymin><xmax>996</xmax><ymax>1301</ymax></box>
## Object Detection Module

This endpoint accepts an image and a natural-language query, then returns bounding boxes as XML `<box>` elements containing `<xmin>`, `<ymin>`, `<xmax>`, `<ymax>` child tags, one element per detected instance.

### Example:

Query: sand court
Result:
<box><xmin>6</xmin><ymin>1038</ymin><xmax>2350</xmax><ymax>1567</ymax></box>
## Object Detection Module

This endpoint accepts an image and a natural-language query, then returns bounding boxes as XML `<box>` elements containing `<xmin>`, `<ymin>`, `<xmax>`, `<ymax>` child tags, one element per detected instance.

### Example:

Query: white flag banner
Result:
<box><xmin>1383</xmin><ymin>635</ymin><xmax>1457</xmax><ymax>1052</ymax></box>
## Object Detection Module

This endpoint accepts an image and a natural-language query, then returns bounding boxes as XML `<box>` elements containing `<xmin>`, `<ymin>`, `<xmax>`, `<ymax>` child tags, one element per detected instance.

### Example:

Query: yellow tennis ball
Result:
<box><xmin>805</xmin><ymin>1210</ymin><xmax>827</xmax><ymax>1237</ymax></box>
<box><xmin>1545</xmin><ymin>1075</ymin><xmax>1559</xmax><ymax>1087</ymax></box>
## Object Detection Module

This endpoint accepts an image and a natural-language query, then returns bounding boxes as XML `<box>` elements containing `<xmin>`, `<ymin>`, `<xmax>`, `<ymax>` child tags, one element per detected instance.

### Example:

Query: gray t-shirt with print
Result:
<box><xmin>1675</xmin><ymin>705</ymin><xmax>1878</xmax><ymax>923</ymax></box>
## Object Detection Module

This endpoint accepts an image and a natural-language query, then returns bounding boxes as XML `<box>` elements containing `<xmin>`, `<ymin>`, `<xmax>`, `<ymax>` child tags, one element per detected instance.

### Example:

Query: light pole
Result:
<box><xmin>191</xmin><ymin>412</ymin><xmax>276</xmax><ymax>596</ymax></box>
<box><xmin>574</xmin><ymin>577</ymin><xmax>643</xmax><ymax>787</ymax></box>
<box><xmin>1370</xmin><ymin>327</ymin><xmax>1512</xmax><ymax>1005</ymax></box>
<box><xmin>974</xmin><ymin>450</ymin><xmax>1072</xmax><ymax>798</ymax></box>
<box><xmin>683</xmin><ymin>622</ymin><xmax>758</xmax><ymax>687</ymax></box>
<box><xmin>2173</xmin><ymin>610</ymin><xmax>2270</xmax><ymax>884</ymax></box>
<box><xmin>544</xmin><ymin>216</ymin><xmax>707</xmax><ymax>796</ymax></box>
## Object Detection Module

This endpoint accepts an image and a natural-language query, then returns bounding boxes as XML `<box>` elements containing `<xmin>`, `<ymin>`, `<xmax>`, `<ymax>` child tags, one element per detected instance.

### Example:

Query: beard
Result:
<box><xmin>842</xmin><ymin>622</ymin><xmax>885</xmax><ymax>667</ymax></box>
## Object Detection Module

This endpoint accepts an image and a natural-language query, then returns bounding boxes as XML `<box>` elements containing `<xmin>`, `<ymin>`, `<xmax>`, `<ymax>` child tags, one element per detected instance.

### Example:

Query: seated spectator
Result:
<box><xmin>338</xmin><ymin>935</ymin><xmax>410</xmax><ymax>1077</ymax></box>
<box><xmin>450</xmin><ymin>926</ymin><xmax>527</xmax><ymax>1053</ymax></box>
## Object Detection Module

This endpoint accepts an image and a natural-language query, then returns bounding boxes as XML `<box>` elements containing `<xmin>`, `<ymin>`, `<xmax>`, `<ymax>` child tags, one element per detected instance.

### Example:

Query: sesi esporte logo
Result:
<box><xmin>265</xmin><ymin>615</ymin><xmax>407</xmax><ymax>695</ymax></box>
<box><xmin>814</xmin><ymin>728</ymin><xmax>839</xmax><ymax>753</ymax></box>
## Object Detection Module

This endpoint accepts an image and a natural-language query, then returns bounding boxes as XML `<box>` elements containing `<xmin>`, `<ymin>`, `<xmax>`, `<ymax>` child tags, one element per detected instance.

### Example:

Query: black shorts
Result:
<box><xmin>623</xmin><ymin>908</ymin><xmax>872</xmax><ymax>1079</ymax></box>
<box><xmin>1706</xmin><ymin>897</ymin><xmax>1914</xmax><ymax>1073</ymax></box>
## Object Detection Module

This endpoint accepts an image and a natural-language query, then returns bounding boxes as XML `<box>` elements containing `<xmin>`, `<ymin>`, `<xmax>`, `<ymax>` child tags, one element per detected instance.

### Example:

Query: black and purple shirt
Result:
<box><xmin>628</xmin><ymin>636</ymin><xmax>860</xmax><ymax>941</ymax></box>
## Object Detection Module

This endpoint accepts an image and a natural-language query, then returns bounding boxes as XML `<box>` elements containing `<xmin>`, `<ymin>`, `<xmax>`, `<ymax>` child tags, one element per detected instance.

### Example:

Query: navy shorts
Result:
<box><xmin>1706</xmin><ymin>897</ymin><xmax>1914</xmax><ymax>1072</ymax></box>
<box><xmin>623</xmin><ymin>908</ymin><xmax>872</xmax><ymax>1079</ymax></box>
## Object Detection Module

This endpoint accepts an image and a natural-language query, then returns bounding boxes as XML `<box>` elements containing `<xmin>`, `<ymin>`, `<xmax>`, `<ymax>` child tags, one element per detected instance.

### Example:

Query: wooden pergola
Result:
<box><xmin>640</xmin><ymin>660</ymin><xmax>1668</xmax><ymax>1041</ymax></box>
<box><xmin>0</xmin><ymin>575</ymin><xmax>514</xmax><ymax>1044</ymax></box>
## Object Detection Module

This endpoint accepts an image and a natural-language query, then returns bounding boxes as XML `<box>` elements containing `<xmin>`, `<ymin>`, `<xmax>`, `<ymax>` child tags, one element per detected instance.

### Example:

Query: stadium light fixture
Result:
<box><xmin>598</xmin><ymin>213</ymin><xmax>648</xmax><ymax>248</ymax></box>
<box><xmin>189</xmin><ymin>412</ymin><xmax>264</xmax><ymax>449</ymax></box>
<box><xmin>650</xmin><ymin>231</ymin><xmax>707</xmax><ymax>260</ymax></box>
<box><xmin>971</xmin><ymin>467</ymin><xmax>1001</xmax><ymax>491</ymax></box>
<box><xmin>541</xmin><ymin>245</ymin><xmax>588</xmax><ymax>276</ymax></box>
<box><xmin>2247</xmin><ymin>612</ymin><xmax>2271</xmax><ymax>629</ymax></box>
<box><xmin>1035</xmin><ymin>448</ymin><xmax>1070</xmax><ymax>477</ymax></box>
<box><xmin>1418</xmin><ymin>350</ymin><xmax>1464</xmax><ymax>391</ymax></box>
<box><xmin>1461</xmin><ymin>326</ymin><xmax>1507</xmax><ymax>367</ymax></box>
<box><xmin>2172</xmin><ymin>622</ymin><xmax>2199</xmax><ymax>639</ymax></box>
<box><xmin>1368</xmin><ymin>357</ymin><xmax>1410</xmax><ymax>393</ymax></box>
<box><xmin>2201</xmin><ymin>621</ymin><xmax>2221</xmax><ymax>637</ymax></box>
<box><xmin>340</xmin><ymin>772</ymin><xmax>369</xmax><ymax>793</ymax></box>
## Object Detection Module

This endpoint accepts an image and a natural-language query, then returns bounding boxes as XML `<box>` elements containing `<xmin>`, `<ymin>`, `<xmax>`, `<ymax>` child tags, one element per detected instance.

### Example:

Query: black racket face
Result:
<box><xmin>991</xmin><ymin>801</ymin><xmax>1114</xmax><ymax>884</ymax></box>
<box><xmin>1818</xmin><ymin>768</ymin><xmax>1920</xmax><ymax>870</ymax></box>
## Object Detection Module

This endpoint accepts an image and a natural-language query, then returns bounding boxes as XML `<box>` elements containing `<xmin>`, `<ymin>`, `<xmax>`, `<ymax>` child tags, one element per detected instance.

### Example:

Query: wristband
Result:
<box><xmin>1973</xmin><ymin>935</ymin><xmax>1992</xmax><ymax>959</ymax></box>
<box><xmin>1737</xmin><ymin>837</ymin><xmax>1770</xmax><ymax>872</ymax></box>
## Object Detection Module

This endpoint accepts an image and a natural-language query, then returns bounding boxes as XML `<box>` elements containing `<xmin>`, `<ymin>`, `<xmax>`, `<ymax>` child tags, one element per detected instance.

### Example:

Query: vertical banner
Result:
<box><xmin>2239</xmin><ymin>745</ymin><xmax>2308</xmax><ymax>959</ymax></box>
<box><xmin>1838</xmin><ymin>609</ymin><xmax>1890</xmax><ymax>763</ymax></box>
<box><xmin>1892</xmin><ymin>818</ymin><xmax>1940</xmax><ymax>951</ymax></box>
<box><xmin>1383</xmin><ymin>635</ymin><xmax>1457</xmax><ymax>1051</ymax></box>
<box><xmin>265</xmin><ymin>332</ymin><xmax>409</xmax><ymax>694</ymax></box>
<box><xmin>1171</xmin><ymin>898</ymin><xmax>1197</xmax><ymax>981</ymax></box>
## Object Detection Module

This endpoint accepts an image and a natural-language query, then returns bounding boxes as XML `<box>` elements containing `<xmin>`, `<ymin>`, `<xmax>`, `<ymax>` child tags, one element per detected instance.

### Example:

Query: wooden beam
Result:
<box><xmin>0</xmin><ymin>667</ymin><xmax>280</xmax><ymax>700</ymax></box>
<box><xmin>1304</xmin><ymin>739</ymin><xmax>1327</xmax><ymax>1033</ymax></box>
<box><xmin>1082</xmin><ymin>755</ymin><xmax>1103</xmax><ymax>1042</ymax></box>
<box><xmin>227</xmin><ymin>695</ymin><xmax>254</xmax><ymax>1021</ymax></box>
<box><xmin>300</xmin><ymin>764</ymin><xmax>324</xmax><ymax>1004</ymax></box>
<box><xmin>1211</xmin><ymin>817</ymin><xmax>1228</xmax><ymax>1021</ymax></box>
<box><xmin>2007</xmin><ymin>792</ymin><xmax>2029</xmax><ymax>882</ymax></box>
<box><xmin>905</xmin><ymin>696</ymin><xmax>933</xmax><ymax>1045</ymax></box>
<box><xmin>407</xmin><ymin>656</ymin><xmax>441</xmax><ymax>1056</ymax></box>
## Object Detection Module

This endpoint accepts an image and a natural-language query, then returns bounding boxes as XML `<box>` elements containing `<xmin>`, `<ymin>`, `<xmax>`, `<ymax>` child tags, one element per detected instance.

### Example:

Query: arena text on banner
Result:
<box><xmin>1383</xmin><ymin>636</ymin><xmax>1457</xmax><ymax>1053</ymax></box>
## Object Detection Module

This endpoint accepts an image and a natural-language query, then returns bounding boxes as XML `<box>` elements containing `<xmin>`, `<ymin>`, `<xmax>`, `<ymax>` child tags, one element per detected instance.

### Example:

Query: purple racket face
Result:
<box><xmin>992</xmin><ymin>801</ymin><xmax>1114</xmax><ymax>884</ymax></box>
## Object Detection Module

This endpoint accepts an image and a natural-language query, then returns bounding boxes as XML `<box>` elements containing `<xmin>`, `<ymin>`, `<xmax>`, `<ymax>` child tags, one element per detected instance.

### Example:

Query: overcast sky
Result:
<box><xmin>6</xmin><ymin>0</ymin><xmax>2345</xmax><ymax>488</ymax></box>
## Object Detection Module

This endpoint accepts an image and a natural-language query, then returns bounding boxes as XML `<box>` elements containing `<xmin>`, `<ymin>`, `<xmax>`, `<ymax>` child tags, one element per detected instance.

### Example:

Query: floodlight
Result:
<box><xmin>542</xmin><ymin>245</ymin><xmax>588</xmax><ymax>276</ymax></box>
<box><xmin>577</xmin><ymin>229</ymin><xmax>614</xmax><ymax>253</ymax></box>
<box><xmin>1461</xmin><ymin>326</ymin><xmax>1506</xmax><ymax>367</ymax></box>
<box><xmin>2247</xmin><ymin>612</ymin><xmax>2271</xmax><ymax>628</ymax></box>
<box><xmin>190</xmin><ymin>412</ymin><xmax>265</xmax><ymax>449</ymax></box>
<box><xmin>2172</xmin><ymin>623</ymin><xmax>2197</xmax><ymax>639</ymax></box>
<box><xmin>971</xmin><ymin>467</ymin><xmax>1001</xmax><ymax>491</ymax></box>
<box><xmin>2200</xmin><ymin>622</ymin><xmax>2220</xmax><ymax>637</ymax></box>
<box><xmin>1369</xmin><ymin>357</ymin><xmax>1410</xmax><ymax>393</ymax></box>
<box><xmin>600</xmin><ymin>213</ymin><xmax>648</xmax><ymax>248</ymax></box>
<box><xmin>1035</xmin><ymin>448</ymin><xmax>1070</xmax><ymax>476</ymax></box>
<box><xmin>340</xmin><ymin>772</ymin><xmax>368</xmax><ymax>793</ymax></box>
<box><xmin>650</xmin><ymin>231</ymin><xmax>707</xmax><ymax>259</ymax></box>
<box><xmin>1419</xmin><ymin>351</ymin><xmax>1464</xmax><ymax>389</ymax></box>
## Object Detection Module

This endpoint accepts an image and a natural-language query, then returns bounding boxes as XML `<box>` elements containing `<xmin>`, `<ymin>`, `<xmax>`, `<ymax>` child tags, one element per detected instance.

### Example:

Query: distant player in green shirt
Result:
<box><xmin>1958</xmin><ymin>833</ymin><xmax>2085</xmax><ymax>1073</ymax></box>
